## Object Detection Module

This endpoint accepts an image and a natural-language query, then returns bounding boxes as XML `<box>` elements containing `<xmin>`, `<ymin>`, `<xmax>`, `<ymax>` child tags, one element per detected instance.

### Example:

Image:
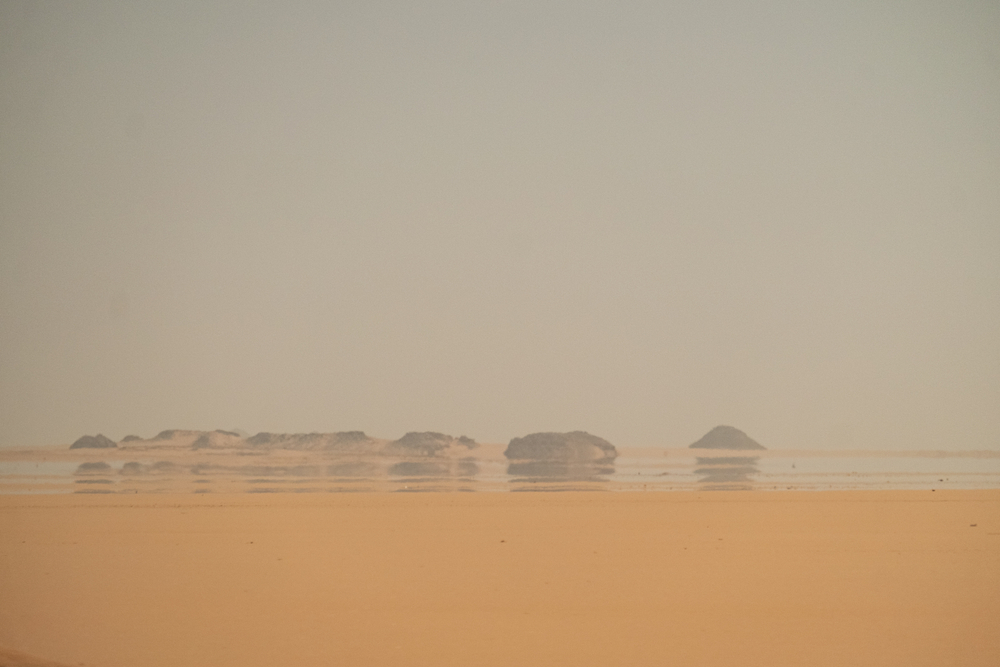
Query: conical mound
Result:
<box><xmin>689</xmin><ymin>425</ymin><xmax>765</xmax><ymax>450</ymax></box>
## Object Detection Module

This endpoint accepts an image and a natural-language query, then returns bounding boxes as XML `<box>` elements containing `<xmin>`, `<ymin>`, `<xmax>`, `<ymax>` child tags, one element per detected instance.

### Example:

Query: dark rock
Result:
<box><xmin>689</xmin><ymin>425</ymin><xmax>765</xmax><ymax>450</ymax></box>
<box><xmin>323</xmin><ymin>432</ymin><xmax>378</xmax><ymax>452</ymax></box>
<box><xmin>245</xmin><ymin>432</ymin><xmax>282</xmax><ymax>447</ymax></box>
<box><xmin>334</xmin><ymin>431</ymin><xmax>369</xmax><ymax>443</ymax></box>
<box><xmin>69</xmin><ymin>434</ymin><xmax>117</xmax><ymax>449</ymax></box>
<box><xmin>504</xmin><ymin>431</ymin><xmax>617</xmax><ymax>461</ymax></box>
<box><xmin>191</xmin><ymin>431</ymin><xmax>245</xmax><ymax>450</ymax></box>
<box><xmin>386</xmin><ymin>432</ymin><xmax>462</xmax><ymax>456</ymax></box>
<box><xmin>390</xmin><ymin>431</ymin><xmax>455</xmax><ymax>456</ymax></box>
<box><xmin>245</xmin><ymin>431</ymin><xmax>375</xmax><ymax>451</ymax></box>
<box><xmin>384</xmin><ymin>432</ymin><xmax>476</xmax><ymax>456</ymax></box>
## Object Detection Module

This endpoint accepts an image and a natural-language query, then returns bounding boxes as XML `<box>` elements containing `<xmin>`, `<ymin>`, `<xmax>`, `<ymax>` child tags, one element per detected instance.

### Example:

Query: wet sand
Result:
<box><xmin>2</xmin><ymin>491</ymin><xmax>998</xmax><ymax>667</ymax></box>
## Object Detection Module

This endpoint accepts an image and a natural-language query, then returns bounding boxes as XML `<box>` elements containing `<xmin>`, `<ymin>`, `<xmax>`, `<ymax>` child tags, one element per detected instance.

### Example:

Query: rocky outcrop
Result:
<box><xmin>69</xmin><ymin>434</ymin><xmax>117</xmax><ymax>449</ymax></box>
<box><xmin>244</xmin><ymin>431</ymin><xmax>378</xmax><ymax>452</ymax></box>
<box><xmin>152</xmin><ymin>429</ymin><xmax>201</xmax><ymax>441</ymax></box>
<box><xmin>244</xmin><ymin>432</ymin><xmax>291</xmax><ymax>447</ymax></box>
<box><xmin>323</xmin><ymin>431</ymin><xmax>377</xmax><ymax>452</ymax></box>
<box><xmin>78</xmin><ymin>427</ymin><xmax>479</xmax><ymax>456</ymax></box>
<box><xmin>191</xmin><ymin>430</ymin><xmax>246</xmax><ymax>450</ymax></box>
<box><xmin>118</xmin><ymin>430</ymin><xmax>205</xmax><ymax>449</ymax></box>
<box><xmin>384</xmin><ymin>432</ymin><xmax>478</xmax><ymax>457</ymax></box>
<box><xmin>504</xmin><ymin>431</ymin><xmax>617</xmax><ymax>462</ymax></box>
<box><xmin>689</xmin><ymin>425</ymin><xmax>765</xmax><ymax>450</ymax></box>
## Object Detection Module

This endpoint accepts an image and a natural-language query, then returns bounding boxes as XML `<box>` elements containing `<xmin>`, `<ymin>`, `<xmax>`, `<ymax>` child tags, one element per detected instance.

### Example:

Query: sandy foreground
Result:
<box><xmin>1</xmin><ymin>491</ymin><xmax>998</xmax><ymax>667</ymax></box>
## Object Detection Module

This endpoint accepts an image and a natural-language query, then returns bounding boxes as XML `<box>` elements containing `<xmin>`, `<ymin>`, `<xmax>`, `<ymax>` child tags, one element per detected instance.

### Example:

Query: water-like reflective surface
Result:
<box><xmin>693</xmin><ymin>457</ymin><xmax>760</xmax><ymax>490</ymax></box>
<box><xmin>2</xmin><ymin>449</ymin><xmax>999</xmax><ymax>493</ymax></box>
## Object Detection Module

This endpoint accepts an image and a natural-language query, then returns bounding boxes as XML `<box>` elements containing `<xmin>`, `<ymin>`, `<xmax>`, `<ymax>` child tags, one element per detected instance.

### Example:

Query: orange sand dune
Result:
<box><xmin>1</xmin><ymin>491</ymin><xmax>998</xmax><ymax>667</ymax></box>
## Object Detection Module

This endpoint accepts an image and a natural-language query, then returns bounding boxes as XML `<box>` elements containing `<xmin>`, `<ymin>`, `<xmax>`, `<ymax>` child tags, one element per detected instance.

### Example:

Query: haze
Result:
<box><xmin>1</xmin><ymin>1</ymin><xmax>998</xmax><ymax>451</ymax></box>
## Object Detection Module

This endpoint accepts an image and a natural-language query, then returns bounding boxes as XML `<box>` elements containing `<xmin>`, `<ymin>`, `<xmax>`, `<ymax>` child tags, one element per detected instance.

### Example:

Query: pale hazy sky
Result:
<box><xmin>1</xmin><ymin>1</ymin><xmax>998</xmax><ymax>450</ymax></box>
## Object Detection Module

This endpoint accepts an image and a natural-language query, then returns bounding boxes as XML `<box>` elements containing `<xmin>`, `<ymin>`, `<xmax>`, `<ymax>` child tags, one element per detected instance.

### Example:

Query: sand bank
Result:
<box><xmin>2</xmin><ymin>491</ymin><xmax>998</xmax><ymax>666</ymax></box>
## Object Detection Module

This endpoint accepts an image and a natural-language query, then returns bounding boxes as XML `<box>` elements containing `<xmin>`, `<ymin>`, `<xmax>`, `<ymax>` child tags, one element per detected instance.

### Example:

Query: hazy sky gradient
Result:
<box><xmin>1</xmin><ymin>1</ymin><xmax>998</xmax><ymax>449</ymax></box>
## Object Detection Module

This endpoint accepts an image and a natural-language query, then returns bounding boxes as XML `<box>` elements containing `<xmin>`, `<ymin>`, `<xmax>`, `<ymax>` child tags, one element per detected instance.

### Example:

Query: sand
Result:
<box><xmin>1</xmin><ymin>491</ymin><xmax>998</xmax><ymax>667</ymax></box>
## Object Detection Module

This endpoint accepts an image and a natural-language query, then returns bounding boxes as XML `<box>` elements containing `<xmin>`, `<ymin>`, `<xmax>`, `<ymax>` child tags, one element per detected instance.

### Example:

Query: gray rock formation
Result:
<box><xmin>119</xmin><ymin>430</ymin><xmax>208</xmax><ymax>449</ymax></box>
<box><xmin>385</xmin><ymin>432</ymin><xmax>477</xmax><ymax>457</ymax></box>
<box><xmin>689</xmin><ymin>425</ymin><xmax>765</xmax><ymax>450</ymax></box>
<box><xmin>244</xmin><ymin>431</ymin><xmax>377</xmax><ymax>451</ymax></box>
<box><xmin>504</xmin><ymin>431</ymin><xmax>617</xmax><ymax>461</ymax></box>
<box><xmin>69</xmin><ymin>434</ymin><xmax>117</xmax><ymax>449</ymax></box>
<box><xmin>191</xmin><ymin>430</ymin><xmax>246</xmax><ymax>450</ymax></box>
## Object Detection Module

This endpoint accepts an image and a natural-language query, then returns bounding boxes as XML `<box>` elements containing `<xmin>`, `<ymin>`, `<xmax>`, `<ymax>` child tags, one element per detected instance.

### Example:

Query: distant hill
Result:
<box><xmin>385</xmin><ymin>432</ymin><xmax>477</xmax><ymax>457</ymax></box>
<box><xmin>689</xmin><ymin>425</ymin><xmax>765</xmax><ymax>450</ymax></box>
<box><xmin>505</xmin><ymin>431</ymin><xmax>617</xmax><ymax>461</ymax></box>
<box><xmin>69</xmin><ymin>434</ymin><xmax>117</xmax><ymax>449</ymax></box>
<box><xmin>73</xmin><ymin>428</ymin><xmax>477</xmax><ymax>457</ymax></box>
<box><xmin>191</xmin><ymin>430</ymin><xmax>246</xmax><ymax>450</ymax></box>
<box><xmin>244</xmin><ymin>431</ymin><xmax>381</xmax><ymax>452</ymax></box>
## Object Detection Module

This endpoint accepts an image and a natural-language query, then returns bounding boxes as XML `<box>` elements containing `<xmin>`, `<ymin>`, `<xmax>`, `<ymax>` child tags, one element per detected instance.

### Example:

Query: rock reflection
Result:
<box><xmin>388</xmin><ymin>461</ymin><xmax>450</xmax><ymax>477</ymax></box>
<box><xmin>326</xmin><ymin>461</ymin><xmax>380</xmax><ymax>478</ymax></box>
<box><xmin>504</xmin><ymin>432</ymin><xmax>617</xmax><ymax>490</ymax></box>
<box><xmin>388</xmin><ymin>458</ymin><xmax>479</xmax><ymax>481</ymax></box>
<box><xmin>695</xmin><ymin>456</ymin><xmax>760</xmax><ymax>490</ymax></box>
<box><xmin>120</xmin><ymin>461</ymin><xmax>181</xmax><ymax>476</ymax></box>
<box><xmin>75</xmin><ymin>462</ymin><xmax>112</xmax><ymax>475</ymax></box>
<box><xmin>507</xmin><ymin>460</ymin><xmax>615</xmax><ymax>482</ymax></box>
<box><xmin>506</xmin><ymin>460</ymin><xmax>616</xmax><ymax>491</ymax></box>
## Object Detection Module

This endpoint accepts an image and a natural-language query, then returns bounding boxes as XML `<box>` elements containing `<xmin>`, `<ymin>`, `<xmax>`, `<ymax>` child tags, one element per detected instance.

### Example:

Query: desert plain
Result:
<box><xmin>1</xmin><ymin>489</ymin><xmax>999</xmax><ymax>667</ymax></box>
